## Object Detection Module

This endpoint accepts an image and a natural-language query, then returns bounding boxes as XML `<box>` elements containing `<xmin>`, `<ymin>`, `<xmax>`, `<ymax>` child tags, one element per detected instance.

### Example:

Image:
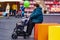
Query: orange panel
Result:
<box><xmin>38</xmin><ymin>24</ymin><xmax>48</xmax><ymax>40</ymax></box>
<box><xmin>34</xmin><ymin>24</ymin><xmax>38</xmax><ymax>40</ymax></box>
<box><xmin>34</xmin><ymin>23</ymin><xmax>59</xmax><ymax>40</ymax></box>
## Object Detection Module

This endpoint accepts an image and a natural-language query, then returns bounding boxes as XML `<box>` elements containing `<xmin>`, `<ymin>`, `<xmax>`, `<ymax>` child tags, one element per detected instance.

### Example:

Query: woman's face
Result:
<box><xmin>34</xmin><ymin>6</ymin><xmax>36</xmax><ymax>9</ymax></box>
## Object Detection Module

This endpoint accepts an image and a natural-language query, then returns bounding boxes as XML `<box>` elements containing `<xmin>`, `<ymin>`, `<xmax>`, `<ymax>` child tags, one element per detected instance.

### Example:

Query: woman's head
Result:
<box><xmin>7</xmin><ymin>3</ymin><xmax>9</xmax><ymax>5</ymax></box>
<box><xmin>34</xmin><ymin>4</ymin><xmax>40</xmax><ymax>7</ymax></box>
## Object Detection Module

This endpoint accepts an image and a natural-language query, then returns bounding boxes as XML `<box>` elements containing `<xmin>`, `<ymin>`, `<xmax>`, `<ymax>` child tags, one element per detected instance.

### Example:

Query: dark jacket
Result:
<box><xmin>21</xmin><ymin>6</ymin><xmax>25</xmax><ymax>11</ymax></box>
<box><xmin>30</xmin><ymin>7</ymin><xmax>43</xmax><ymax>23</ymax></box>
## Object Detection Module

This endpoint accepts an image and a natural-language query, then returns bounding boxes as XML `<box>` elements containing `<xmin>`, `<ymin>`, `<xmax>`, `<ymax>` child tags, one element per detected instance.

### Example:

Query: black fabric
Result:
<box><xmin>26</xmin><ymin>19</ymin><xmax>35</xmax><ymax>36</ymax></box>
<box><xmin>12</xmin><ymin>10</ymin><xmax>16</xmax><ymax>16</ymax></box>
<box><xmin>26</xmin><ymin>18</ymin><xmax>42</xmax><ymax>36</ymax></box>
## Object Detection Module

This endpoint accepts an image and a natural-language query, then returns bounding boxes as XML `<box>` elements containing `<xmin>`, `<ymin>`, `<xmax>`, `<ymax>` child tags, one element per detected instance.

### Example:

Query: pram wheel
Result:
<box><xmin>11</xmin><ymin>34</ymin><xmax>17</xmax><ymax>39</ymax></box>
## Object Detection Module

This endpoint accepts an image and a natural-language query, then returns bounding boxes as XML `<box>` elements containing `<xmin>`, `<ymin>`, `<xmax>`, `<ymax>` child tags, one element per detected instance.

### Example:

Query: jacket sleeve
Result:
<box><xmin>30</xmin><ymin>9</ymin><xmax>42</xmax><ymax>19</ymax></box>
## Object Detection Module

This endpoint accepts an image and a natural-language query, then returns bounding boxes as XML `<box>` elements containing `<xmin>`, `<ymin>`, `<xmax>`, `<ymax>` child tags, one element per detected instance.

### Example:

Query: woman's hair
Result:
<box><xmin>34</xmin><ymin>4</ymin><xmax>40</xmax><ymax>7</ymax></box>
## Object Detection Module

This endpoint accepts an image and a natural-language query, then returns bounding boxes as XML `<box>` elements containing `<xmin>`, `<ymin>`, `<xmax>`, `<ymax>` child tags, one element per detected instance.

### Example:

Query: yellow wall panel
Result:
<box><xmin>49</xmin><ymin>26</ymin><xmax>60</xmax><ymax>40</ymax></box>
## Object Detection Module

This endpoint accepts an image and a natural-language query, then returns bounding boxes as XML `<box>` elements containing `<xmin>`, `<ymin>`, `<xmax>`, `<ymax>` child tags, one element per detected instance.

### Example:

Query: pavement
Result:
<box><xmin>0</xmin><ymin>15</ymin><xmax>60</xmax><ymax>40</ymax></box>
<box><xmin>0</xmin><ymin>17</ymin><xmax>34</xmax><ymax>40</ymax></box>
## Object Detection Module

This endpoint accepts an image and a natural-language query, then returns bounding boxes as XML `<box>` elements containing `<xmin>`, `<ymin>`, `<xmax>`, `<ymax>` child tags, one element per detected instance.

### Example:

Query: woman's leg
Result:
<box><xmin>7</xmin><ymin>13</ymin><xmax>9</xmax><ymax>19</ymax></box>
<box><xmin>22</xmin><ymin>11</ymin><xmax>24</xmax><ymax>17</ymax></box>
<box><xmin>14</xmin><ymin>10</ymin><xmax>16</xmax><ymax>16</ymax></box>
<box><xmin>26</xmin><ymin>20</ymin><xmax>35</xmax><ymax>36</ymax></box>
<box><xmin>12</xmin><ymin>10</ymin><xmax>14</xmax><ymax>16</ymax></box>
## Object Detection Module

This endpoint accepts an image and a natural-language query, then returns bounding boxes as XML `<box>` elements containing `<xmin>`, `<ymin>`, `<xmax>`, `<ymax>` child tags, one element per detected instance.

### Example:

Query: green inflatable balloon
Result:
<box><xmin>24</xmin><ymin>1</ymin><xmax>30</xmax><ymax>8</ymax></box>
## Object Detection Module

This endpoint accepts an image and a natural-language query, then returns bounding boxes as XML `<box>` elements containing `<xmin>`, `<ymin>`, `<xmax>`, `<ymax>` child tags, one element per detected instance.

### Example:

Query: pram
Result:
<box><xmin>11</xmin><ymin>17</ymin><xmax>29</xmax><ymax>39</ymax></box>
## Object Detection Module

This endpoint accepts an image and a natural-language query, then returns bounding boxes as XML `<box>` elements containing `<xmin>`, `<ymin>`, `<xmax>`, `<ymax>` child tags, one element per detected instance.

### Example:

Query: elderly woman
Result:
<box><xmin>26</xmin><ymin>4</ymin><xmax>43</xmax><ymax>38</ymax></box>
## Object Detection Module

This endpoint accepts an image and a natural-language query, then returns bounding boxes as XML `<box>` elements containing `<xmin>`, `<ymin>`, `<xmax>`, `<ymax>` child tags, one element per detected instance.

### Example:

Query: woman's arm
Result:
<box><xmin>30</xmin><ymin>9</ymin><xmax>42</xmax><ymax>19</ymax></box>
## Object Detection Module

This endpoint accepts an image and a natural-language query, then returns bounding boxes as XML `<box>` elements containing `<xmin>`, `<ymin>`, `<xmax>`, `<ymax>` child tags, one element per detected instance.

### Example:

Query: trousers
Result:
<box><xmin>26</xmin><ymin>19</ymin><xmax>35</xmax><ymax>36</ymax></box>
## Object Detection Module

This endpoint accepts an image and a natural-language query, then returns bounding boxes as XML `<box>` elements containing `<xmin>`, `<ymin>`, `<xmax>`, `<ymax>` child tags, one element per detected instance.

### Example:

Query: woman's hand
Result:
<box><xmin>44</xmin><ymin>10</ymin><xmax>47</xmax><ymax>14</ymax></box>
